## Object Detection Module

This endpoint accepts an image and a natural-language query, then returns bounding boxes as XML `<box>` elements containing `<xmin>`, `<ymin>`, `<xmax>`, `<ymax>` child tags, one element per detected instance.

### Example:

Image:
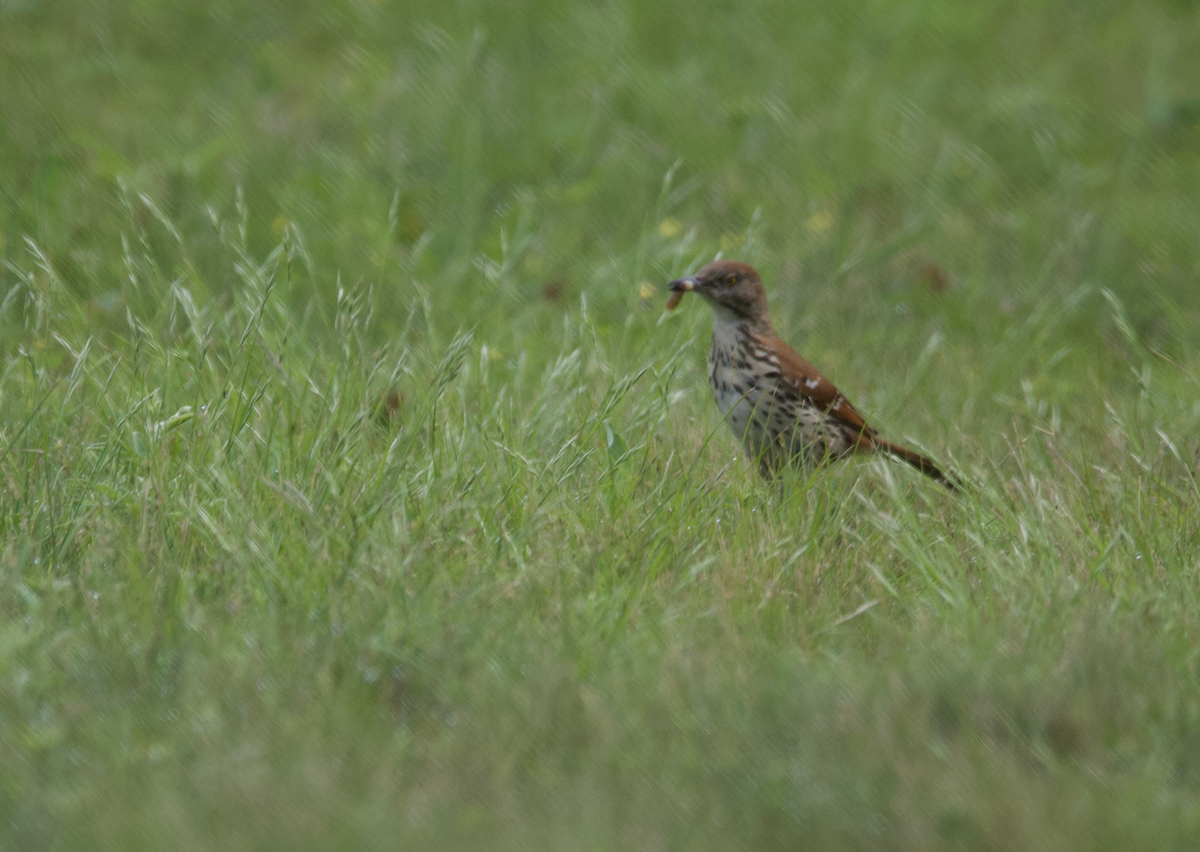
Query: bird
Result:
<box><xmin>667</xmin><ymin>259</ymin><xmax>959</xmax><ymax>489</ymax></box>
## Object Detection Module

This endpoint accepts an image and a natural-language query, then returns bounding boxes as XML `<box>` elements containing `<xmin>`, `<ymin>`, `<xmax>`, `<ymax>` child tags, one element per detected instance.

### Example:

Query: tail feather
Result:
<box><xmin>876</xmin><ymin>440</ymin><xmax>961</xmax><ymax>491</ymax></box>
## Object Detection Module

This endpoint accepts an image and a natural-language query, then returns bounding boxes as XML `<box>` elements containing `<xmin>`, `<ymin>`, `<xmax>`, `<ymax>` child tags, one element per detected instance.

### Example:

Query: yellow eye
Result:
<box><xmin>726</xmin><ymin>274</ymin><xmax>739</xmax><ymax>286</ymax></box>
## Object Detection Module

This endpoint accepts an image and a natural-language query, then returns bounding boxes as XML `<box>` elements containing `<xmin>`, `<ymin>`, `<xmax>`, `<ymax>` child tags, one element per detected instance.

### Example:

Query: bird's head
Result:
<box><xmin>668</xmin><ymin>260</ymin><xmax>770</xmax><ymax>325</ymax></box>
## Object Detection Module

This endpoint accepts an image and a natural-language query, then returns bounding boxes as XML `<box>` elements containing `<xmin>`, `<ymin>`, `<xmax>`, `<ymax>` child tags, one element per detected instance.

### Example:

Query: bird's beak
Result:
<box><xmin>668</xmin><ymin>276</ymin><xmax>699</xmax><ymax>292</ymax></box>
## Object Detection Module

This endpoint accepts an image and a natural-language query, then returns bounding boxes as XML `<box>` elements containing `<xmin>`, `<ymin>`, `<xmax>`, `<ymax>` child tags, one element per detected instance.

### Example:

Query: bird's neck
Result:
<box><xmin>710</xmin><ymin>306</ymin><xmax>773</xmax><ymax>341</ymax></box>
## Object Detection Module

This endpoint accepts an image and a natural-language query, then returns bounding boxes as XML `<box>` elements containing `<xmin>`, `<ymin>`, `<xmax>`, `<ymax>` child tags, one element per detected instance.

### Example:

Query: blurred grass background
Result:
<box><xmin>2</xmin><ymin>0</ymin><xmax>1200</xmax><ymax>849</ymax></box>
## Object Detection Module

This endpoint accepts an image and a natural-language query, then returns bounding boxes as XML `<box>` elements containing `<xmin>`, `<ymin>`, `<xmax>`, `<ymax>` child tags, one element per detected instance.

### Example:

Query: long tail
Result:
<box><xmin>877</xmin><ymin>440</ymin><xmax>962</xmax><ymax>491</ymax></box>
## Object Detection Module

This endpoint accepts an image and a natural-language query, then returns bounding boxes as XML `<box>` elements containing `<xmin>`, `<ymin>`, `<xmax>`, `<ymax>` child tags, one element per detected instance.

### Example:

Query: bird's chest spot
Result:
<box><xmin>708</xmin><ymin>340</ymin><xmax>790</xmax><ymax>440</ymax></box>
<box><xmin>706</xmin><ymin>328</ymin><xmax>857</xmax><ymax>466</ymax></box>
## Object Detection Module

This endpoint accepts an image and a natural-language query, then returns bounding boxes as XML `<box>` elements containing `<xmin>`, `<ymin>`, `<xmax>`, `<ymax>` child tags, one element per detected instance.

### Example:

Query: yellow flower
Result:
<box><xmin>638</xmin><ymin>281</ymin><xmax>657</xmax><ymax>300</ymax></box>
<box><xmin>657</xmin><ymin>217</ymin><xmax>682</xmax><ymax>238</ymax></box>
<box><xmin>271</xmin><ymin>216</ymin><xmax>290</xmax><ymax>236</ymax></box>
<box><xmin>806</xmin><ymin>210</ymin><xmax>834</xmax><ymax>234</ymax></box>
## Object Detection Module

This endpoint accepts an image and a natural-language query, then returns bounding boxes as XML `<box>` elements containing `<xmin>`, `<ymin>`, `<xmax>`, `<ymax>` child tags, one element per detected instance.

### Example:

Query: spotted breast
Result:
<box><xmin>708</xmin><ymin>320</ymin><xmax>860</xmax><ymax>476</ymax></box>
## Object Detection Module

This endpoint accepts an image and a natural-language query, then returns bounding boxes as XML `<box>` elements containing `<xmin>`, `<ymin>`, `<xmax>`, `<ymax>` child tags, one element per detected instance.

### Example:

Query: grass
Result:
<box><xmin>3</xmin><ymin>0</ymin><xmax>1200</xmax><ymax>848</ymax></box>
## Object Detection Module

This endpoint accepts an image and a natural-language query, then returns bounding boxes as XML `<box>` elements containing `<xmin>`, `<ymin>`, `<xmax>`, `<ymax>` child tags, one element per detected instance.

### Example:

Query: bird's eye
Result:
<box><xmin>726</xmin><ymin>274</ymin><xmax>739</xmax><ymax>286</ymax></box>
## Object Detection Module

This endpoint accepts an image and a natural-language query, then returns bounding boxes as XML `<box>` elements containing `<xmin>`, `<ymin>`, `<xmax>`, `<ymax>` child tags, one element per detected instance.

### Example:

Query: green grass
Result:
<box><xmin>3</xmin><ymin>0</ymin><xmax>1200</xmax><ymax>848</ymax></box>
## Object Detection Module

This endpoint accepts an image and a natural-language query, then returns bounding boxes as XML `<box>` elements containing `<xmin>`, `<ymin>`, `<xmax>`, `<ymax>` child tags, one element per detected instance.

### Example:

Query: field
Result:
<box><xmin>3</xmin><ymin>1</ymin><xmax>1200</xmax><ymax>848</ymax></box>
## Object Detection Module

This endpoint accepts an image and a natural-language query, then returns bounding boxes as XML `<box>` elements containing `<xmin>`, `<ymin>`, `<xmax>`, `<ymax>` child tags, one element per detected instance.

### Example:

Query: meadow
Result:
<box><xmin>2</xmin><ymin>0</ymin><xmax>1200</xmax><ymax>848</ymax></box>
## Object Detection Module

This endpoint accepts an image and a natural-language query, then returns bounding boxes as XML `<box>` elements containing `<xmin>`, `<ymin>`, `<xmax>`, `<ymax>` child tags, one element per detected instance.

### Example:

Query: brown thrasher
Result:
<box><xmin>668</xmin><ymin>260</ymin><xmax>959</xmax><ymax>488</ymax></box>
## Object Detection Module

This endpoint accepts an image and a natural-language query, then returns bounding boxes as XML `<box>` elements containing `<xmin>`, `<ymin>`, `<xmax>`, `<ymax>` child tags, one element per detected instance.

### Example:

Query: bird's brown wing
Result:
<box><xmin>743</xmin><ymin>330</ymin><xmax>961</xmax><ymax>487</ymax></box>
<box><xmin>757</xmin><ymin>333</ymin><xmax>878</xmax><ymax>449</ymax></box>
<box><xmin>760</xmin><ymin>333</ymin><xmax>961</xmax><ymax>488</ymax></box>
